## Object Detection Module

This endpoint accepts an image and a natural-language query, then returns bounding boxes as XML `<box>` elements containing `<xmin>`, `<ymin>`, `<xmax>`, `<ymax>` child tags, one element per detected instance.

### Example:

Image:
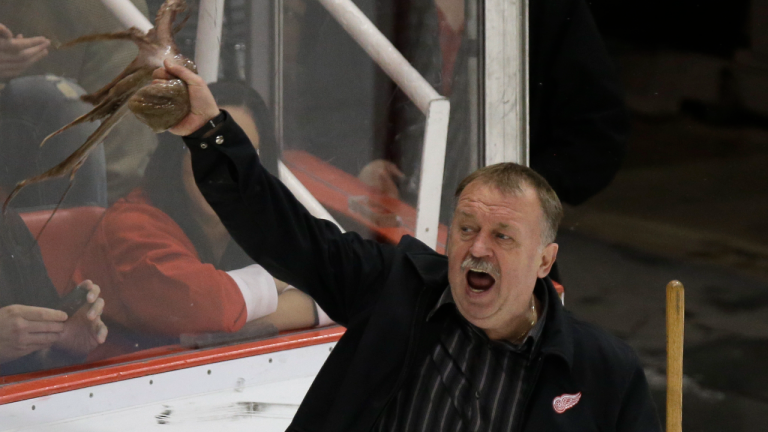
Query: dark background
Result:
<box><xmin>563</xmin><ymin>1</ymin><xmax>768</xmax><ymax>430</ymax></box>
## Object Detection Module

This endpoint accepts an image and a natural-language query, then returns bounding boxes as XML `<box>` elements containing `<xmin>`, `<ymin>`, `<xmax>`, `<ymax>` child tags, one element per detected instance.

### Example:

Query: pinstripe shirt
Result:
<box><xmin>375</xmin><ymin>283</ymin><xmax>548</xmax><ymax>432</ymax></box>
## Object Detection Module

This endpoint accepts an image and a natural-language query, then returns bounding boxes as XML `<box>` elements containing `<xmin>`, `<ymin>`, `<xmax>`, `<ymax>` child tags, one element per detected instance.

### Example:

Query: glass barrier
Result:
<box><xmin>0</xmin><ymin>0</ymin><xmax>481</xmax><ymax>384</ymax></box>
<box><xmin>281</xmin><ymin>0</ymin><xmax>482</xmax><ymax>228</ymax></box>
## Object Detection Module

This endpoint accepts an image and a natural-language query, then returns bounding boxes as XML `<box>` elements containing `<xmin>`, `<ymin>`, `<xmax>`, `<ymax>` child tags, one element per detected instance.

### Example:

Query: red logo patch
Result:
<box><xmin>552</xmin><ymin>392</ymin><xmax>582</xmax><ymax>414</ymax></box>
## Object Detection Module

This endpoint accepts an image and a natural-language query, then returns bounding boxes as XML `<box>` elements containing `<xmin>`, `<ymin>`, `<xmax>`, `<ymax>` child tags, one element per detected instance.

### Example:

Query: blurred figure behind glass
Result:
<box><xmin>286</xmin><ymin>0</ymin><xmax>629</xmax><ymax>223</ymax></box>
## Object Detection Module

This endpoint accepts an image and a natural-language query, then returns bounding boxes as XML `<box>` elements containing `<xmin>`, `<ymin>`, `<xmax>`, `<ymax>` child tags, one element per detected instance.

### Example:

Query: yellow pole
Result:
<box><xmin>666</xmin><ymin>280</ymin><xmax>685</xmax><ymax>432</ymax></box>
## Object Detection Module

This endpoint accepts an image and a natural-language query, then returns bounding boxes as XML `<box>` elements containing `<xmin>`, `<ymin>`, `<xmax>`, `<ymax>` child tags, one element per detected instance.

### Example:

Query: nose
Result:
<box><xmin>468</xmin><ymin>232</ymin><xmax>493</xmax><ymax>258</ymax></box>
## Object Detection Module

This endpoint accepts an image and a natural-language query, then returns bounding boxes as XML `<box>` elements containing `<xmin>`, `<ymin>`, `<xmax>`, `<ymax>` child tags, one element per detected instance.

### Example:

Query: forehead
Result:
<box><xmin>454</xmin><ymin>181</ymin><xmax>542</xmax><ymax>226</ymax></box>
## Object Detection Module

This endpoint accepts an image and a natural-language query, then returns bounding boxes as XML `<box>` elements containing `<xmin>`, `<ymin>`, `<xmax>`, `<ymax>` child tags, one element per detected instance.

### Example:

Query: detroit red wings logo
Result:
<box><xmin>552</xmin><ymin>392</ymin><xmax>582</xmax><ymax>414</ymax></box>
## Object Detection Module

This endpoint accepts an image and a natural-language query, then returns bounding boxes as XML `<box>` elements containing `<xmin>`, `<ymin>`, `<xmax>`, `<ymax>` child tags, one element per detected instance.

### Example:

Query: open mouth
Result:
<box><xmin>466</xmin><ymin>270</ymin><xmax>496</xmax><ymax>293</ymax></box>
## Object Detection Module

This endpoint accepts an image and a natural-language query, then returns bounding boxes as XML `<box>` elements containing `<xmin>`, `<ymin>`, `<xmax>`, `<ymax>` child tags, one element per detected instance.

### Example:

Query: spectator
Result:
<box><xmin>0</xmin><ymin>205</ymin><xmax>107</xmax><ymax>375</ymax></box>
<box><xmin>0</xmin><ymin>24</ymin><xmax>109</xmax><ymax>372</ymax></box>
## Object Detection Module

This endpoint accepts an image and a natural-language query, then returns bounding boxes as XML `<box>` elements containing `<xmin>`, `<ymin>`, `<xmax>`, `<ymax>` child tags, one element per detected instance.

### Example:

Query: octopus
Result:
<box><xmin>2</xmin><ymin>0</ymin><xmax>196</xmax><ymax>213</ymax></box>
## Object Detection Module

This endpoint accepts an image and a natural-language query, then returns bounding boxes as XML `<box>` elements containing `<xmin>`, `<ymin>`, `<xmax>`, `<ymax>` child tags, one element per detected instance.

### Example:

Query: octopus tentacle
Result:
<box><xmin>64</xmin><ymin>29</ymin><xmax>157</xmax><ymax>106</ymax></box>
<box><xmin>81</xmin><ymin>60</ymin><xmax>145</xmax><ymax>106</ymax></box>
<box><xmin>37</xmin><ymin>94</ymin><xmax>124</xmax><ymax>149</ymax></box>
<box><xmin>155</xmin><ymin>0</ymin><xmax>187</xmax><ymax>47</ymax></box>
<box><xmin>88</xmin><ymin>68</ymin><xmax>154</xmax><ymax>117</ymax></box>
<box><xmin>59</xmin><ymin>28</ymin><xmax>152</xmax><ymax>49</ymax></box>
<box><xmin>40</xmin><ymin>69</ymin><xmax>153</xmax><ymax>148</ymax></box>
<box><xmin>2</xmin><ymin>0</ymin><xmax>194</xmax><ymax>232</ymax></box>
<box><xmin>3</xmin><ymin>103</ymin><xmax>132</xmax><ymax>213</ymax></box>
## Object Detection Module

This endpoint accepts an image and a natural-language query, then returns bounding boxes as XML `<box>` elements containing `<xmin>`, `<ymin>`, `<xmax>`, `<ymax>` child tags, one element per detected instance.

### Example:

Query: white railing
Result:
<box><xmin>315</xmin><ymin>0</ymin><xmax>450</xmax><ymax>249</ymax></box>
<box><xmin>99</xmin><ymin>0</ymin><xmax>153</xmax><ymax>32</ymax></box>
<box><xmin>194</xmin><ymin>0</ymin><xmax>225</xmax><ymax>84</ymax></box>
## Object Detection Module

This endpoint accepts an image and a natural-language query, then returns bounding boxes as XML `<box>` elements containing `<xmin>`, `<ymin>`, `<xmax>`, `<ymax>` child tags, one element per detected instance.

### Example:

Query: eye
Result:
<box><xmin>458</xmin><ymin>225</ymin><xmax>476</xmax><ymax>237</ymax></box>
<box><xmin>496</xmin><ymin>233</ymin><xmax>511</xmax><ymax>241</ymax></box>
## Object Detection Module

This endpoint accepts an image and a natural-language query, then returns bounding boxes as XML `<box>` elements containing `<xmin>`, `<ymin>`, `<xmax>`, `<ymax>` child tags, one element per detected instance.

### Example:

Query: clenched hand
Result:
<box><xmin>153</xmin><ymin>59</ymin><xmax>220</xmax><ymax>136</ymax></box>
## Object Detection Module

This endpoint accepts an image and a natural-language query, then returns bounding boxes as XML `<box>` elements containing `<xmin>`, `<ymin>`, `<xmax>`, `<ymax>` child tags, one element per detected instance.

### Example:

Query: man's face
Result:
<box><xmin>446</xmin><ymin>181</ymin><xmax>558</xmax><ymax>340</ymax></box>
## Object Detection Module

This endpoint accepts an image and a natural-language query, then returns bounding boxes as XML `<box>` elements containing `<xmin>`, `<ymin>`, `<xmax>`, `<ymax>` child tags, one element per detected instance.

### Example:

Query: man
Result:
<box><xmin>159</xmin><ymin>60</ymin><xmax>660</xmax><ymax>432</ymax></box>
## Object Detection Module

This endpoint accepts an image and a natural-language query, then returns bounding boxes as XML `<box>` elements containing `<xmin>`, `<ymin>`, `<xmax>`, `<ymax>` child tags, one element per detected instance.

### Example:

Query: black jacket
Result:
<box><xmin>188</xmin><ymin>114</ymin><xmax>660</xmax><ymax>432</ymax></box>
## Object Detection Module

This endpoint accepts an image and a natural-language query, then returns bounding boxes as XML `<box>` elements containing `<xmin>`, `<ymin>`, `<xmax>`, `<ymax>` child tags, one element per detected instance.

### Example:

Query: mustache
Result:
<box><xmin>460</xmin><ymin>256</ymin><xmax>501</xmax><ymax>280</ymax></box>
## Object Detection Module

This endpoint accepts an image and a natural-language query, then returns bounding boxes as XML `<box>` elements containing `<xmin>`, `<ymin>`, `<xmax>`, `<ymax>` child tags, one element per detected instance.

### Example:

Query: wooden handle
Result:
<box><xmin>666</xmin><ymin>280</ymin><xmax>685</xmax><ymax>432</ymax></box>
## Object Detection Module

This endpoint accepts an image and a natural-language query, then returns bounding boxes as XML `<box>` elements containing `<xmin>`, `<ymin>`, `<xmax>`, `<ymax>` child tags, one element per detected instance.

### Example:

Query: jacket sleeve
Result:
<box><xmin>74</xmin><ymin>203</ymin><xmax>252</xmax><ymax>336</ymax></box>
<box><xmin>529</xmin><ymin>0</ymin><xmax>629</xmax><ymax>205</ymax></box>
<box><xmin>187</xmin><ymin>112</ymin><xmax>397</xmax><ymax>327</ymax></box>
<box><xmin>616</xmin><ymin>360</ymin><xmax>663</xmax><ymax>432</ymax></box>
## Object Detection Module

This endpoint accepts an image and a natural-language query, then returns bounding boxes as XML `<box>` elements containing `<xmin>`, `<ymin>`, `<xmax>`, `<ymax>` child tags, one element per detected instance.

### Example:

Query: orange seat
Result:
<box><xmin>20</xmin><ymin>207</ymin><xmax>105</xmax><ymax>295</ymax></box>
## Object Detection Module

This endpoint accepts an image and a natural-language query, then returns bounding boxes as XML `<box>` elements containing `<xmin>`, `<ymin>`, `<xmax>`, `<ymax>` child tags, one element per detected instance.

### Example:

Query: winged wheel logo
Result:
<box><xmin>552</xmin><ymin>392</ymin><xmax>582</xmax><ymax>414</ymax></box>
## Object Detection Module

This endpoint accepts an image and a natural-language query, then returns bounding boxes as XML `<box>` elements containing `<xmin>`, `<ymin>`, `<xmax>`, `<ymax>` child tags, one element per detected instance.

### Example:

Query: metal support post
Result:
<box><xmin>484</xmin><ymin>0</ymin><xmax>529</xmax><ymax>166</ymax></box>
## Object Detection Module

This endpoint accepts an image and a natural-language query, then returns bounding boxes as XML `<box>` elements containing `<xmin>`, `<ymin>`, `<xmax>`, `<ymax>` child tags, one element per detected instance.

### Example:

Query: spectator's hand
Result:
<box><xmin>0</xmin><ymin>24</ymin><xmax>50</xmax><ymax>80</ymax></box>
<box><xmin>0</xmin><ymin>304</ymin><xmax>66</xmax><ymax>364</ymax></box>
<box><xmin>153</xmin><ymin>59</ymin><xmax>220</xmax><ymax>136</ymax></box>
<box><xmin>358</xmin><ymin>160</ymin><xmax>405</xmax><ymax>199</ymax></box>
<box><xmin>53</xmin><ymin>280</ymin><xmax>108</xmax><ymax>357</ymax></box>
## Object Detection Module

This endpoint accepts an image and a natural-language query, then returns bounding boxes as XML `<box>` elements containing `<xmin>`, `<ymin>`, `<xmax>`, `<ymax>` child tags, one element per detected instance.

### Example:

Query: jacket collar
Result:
<box><xmin>538</xmin><ymin>277</ymin><xmax>575</xmax><ymax>369</ymax></box>
<box><xmin>400</xmin><ymin>235</ymin><xmax>449</xmax><ymax>290</ymax></box>
<box><xmin>399</xmin><ymin>235</ymin><xmax>574</xmax><ymax>368</ymax></box>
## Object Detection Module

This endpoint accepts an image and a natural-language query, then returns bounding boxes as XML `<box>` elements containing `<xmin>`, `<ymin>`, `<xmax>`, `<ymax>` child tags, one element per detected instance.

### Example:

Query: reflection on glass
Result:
<box><xmin>0</xmin><ymin>0</ymin><xmax>334</xmax><ymax>382</ymax></box>
<box><xmin>282</xmin><ymin>0</ymin><xmax>482</xmax><ymax>225</ymax></box>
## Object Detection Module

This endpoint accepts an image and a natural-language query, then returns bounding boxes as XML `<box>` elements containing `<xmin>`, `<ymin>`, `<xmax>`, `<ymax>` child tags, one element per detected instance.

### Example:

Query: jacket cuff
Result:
<box><xmin>184</xmin><ymin>109</ymin><xmax>250</xmax><ymax>154</ymax></box>
<box><xmin>184</xmin><ymin>110</ymin><xmax>227</xmax><ymax>139</ymax></box>
<box><xmin>316</xmin><ymin>303</ymin><xmax>333</xmax><ymax>327</ymax></box>
<box><xmin>186</xmin><ymin>108</ymin><xmax>258</xmax><ymax>190</ymax></box>
<box><xmin>227</xmin><ymin>264</ymin><xmax>279</xmax><ymax>322</ymax></box>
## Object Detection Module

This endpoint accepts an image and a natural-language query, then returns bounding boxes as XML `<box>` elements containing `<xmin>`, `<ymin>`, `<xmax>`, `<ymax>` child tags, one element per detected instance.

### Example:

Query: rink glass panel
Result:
<box><xmin>0</xmin><ymin>0</ymin><xmax>482</xmax><ymax>385</ymax></box>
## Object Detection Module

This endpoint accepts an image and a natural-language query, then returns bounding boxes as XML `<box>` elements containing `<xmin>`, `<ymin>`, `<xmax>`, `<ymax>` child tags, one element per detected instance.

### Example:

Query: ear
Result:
<box><xmin>537</xmin><ymin>243</ymin><xmax>559</xmax><ymax>278</ymax></box>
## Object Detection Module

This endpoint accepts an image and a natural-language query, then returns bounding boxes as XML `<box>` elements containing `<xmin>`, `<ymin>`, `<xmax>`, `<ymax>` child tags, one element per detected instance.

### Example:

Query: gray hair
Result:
<box><xmin>454</xmin><ymin>163</ymin><xmax>563</xmax><ymax>245</ymax></box>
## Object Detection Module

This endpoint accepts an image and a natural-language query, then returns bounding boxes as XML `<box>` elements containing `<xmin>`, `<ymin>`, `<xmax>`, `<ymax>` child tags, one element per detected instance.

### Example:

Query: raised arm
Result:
<box><xmin>158</xmin><ymin>61</ymin><xmax>396</xmax><ymax>326</ymax></box>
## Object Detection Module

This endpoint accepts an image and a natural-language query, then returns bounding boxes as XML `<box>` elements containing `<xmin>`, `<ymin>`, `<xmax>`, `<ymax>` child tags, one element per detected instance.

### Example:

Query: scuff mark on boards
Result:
<box><xmin>155</xmin><ymin>401</ymin><xmax>299</xmax><ymax>424</ymax></box>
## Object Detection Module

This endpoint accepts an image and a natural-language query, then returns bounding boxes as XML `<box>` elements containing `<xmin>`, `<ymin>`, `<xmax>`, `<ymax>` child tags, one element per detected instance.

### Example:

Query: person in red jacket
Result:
<box><xmin>73</xmin><ymin>82</ymin><xmax>328</xmax><ymax>355</ymax></box>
